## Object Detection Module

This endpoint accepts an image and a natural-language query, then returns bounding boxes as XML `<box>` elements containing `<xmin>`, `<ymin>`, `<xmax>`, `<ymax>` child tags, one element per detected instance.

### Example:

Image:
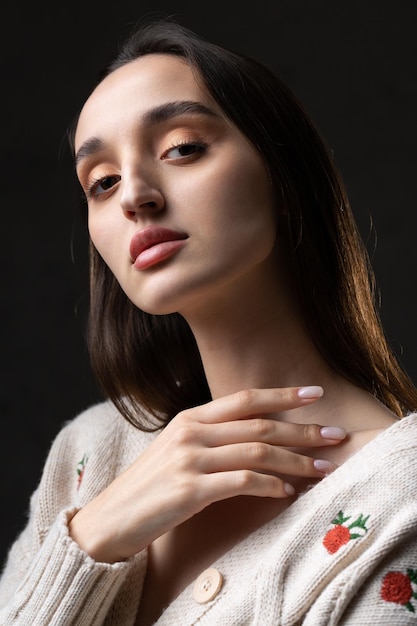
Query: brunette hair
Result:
<box><xmin>76</xmin><ymin>17</ymin><xmax>417</xmax><ymax>429</ymax></box>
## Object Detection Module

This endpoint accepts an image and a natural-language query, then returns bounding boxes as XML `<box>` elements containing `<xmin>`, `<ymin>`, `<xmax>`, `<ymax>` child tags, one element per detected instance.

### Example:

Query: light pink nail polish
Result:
<box><xmin>284</xmin><ymin>482</ymin><xmax>295</xmax><ymax>496</ymax></box>
<box><xmin>297</xmin><ymin>386</ymin><xmax>324</xmax><ymax>399</ymax></box>
<box><xmin>314</xmin><ymin>459</ymin><xmax>338</xmax><ymax>473</ymax></box>
<box><xmin>320</xmin><ymin>426</ymin><xmax>346</xmax><ymax>440</ymax></box>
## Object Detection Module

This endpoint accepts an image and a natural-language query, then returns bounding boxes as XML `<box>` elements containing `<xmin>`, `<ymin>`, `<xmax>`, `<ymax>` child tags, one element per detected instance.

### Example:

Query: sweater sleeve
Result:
<box><xmin>0</xmin><ymin>404</ymin><xmax>147</xmax><ymax>625</ymax></box>
<box><xmin>0</xmin><ymin>508</ymin><xmax>137</xmax><ymax>626</ymax></box>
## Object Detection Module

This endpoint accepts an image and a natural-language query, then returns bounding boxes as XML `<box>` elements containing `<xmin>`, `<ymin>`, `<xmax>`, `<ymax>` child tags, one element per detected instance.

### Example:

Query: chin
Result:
<box><xmin>125</xmin><ymin>293</ymin><xmax>177</xmax><ymax>316</ymax></box>
<box><xmin>127</xmin><ymin>289</ymin><xmax>186</xmax><ymax>316</ymax></box>
<box><xmin>121</xmin><ymin>272</ymin><xmax>206</xmax><ymax>317</ymax></box>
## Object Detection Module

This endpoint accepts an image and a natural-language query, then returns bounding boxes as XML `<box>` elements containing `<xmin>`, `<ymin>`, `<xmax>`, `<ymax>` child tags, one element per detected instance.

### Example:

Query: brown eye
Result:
<box><xmin>162</xmin><ymin>142</ymin><xmax>207</xmax><ymax>160</ymax></box>
<box><xmin>88</xmin><ymin>174</ymin><xmax>121</xmax><ymax>198</ymax></box>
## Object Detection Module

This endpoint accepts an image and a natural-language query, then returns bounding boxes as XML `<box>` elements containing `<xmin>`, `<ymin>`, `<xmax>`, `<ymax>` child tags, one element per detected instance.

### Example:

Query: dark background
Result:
<box><xmin>1</xmin><ymin>0</ymin><xmax>416</xmax><ymax>568</ymax></box>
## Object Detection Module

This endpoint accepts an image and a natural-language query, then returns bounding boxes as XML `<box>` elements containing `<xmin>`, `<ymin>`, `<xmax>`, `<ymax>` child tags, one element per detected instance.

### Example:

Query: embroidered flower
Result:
<box><xmin>381</xmin><ymin>569</ymin><xmax>417</xmax><ymax>613</ymax></box>
<box><xmin>76</xmin><ymin>454</ymin><xmax>89</xmax><ymax>489</ymax></box>
<box><xmin>323</xmin><ymin>511</ymin><xmax>369</xmax><ymax>554</ymax></box>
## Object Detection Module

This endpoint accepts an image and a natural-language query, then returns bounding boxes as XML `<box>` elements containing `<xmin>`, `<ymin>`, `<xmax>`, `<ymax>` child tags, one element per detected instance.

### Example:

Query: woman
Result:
<box><xmin>1</xmin><ymin>18</ymin><xmax>417</xmax><ymax>625</ymax></box>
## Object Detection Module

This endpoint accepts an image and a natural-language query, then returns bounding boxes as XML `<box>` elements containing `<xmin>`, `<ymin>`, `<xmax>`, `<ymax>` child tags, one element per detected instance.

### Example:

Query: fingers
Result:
<box><xmin>199</xmin><ymin>442</ymin><xmax>337</xmax><ymax>478</ymax></box>
<box><xmin>202</xmin><ymin>419</ymin><xmax>346</xmax><ymax>448</ymax></box>
<box><xmin>202</xmin><ymin>470</ymin><xmax>296</xmax><ymax>500</ymax></box>
<box><xmin>171</xmin><ymin>386</ymin><xmax>345</xmax><ymax>489</ymax></box>
<box><xmin>190</xmin><ymin>386</ymin><xmax>324</xmax><ymax>424</ymax></box>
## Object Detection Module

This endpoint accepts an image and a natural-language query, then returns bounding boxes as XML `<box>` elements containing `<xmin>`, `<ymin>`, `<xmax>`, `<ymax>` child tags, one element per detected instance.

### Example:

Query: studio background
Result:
<box><xmin>1</xmin><ymin>0</ymin><xmax>416</xmax><ymax>567</ymax></box>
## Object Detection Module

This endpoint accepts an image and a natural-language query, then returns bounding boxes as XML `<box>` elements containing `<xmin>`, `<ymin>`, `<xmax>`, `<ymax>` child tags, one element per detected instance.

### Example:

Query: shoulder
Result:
<box><xmin>37</xmin><ymin>399</ymin><xmax>159</xmax><ymax>506</ymax></box>
<box><xmin>377</xmin><ymin>412</ymin><xmax>417</xmax><ymax>461</ymax></box>
<box><xmin>44</xmin><ymin>400</ymin><xmax>127</xmax><ymax>473</ymax></box>
<box><xmin>53</xmin><ymin>397</ymin><xmax>161</xmax><ymax>468</ymax></box>
<box><xmin>53</xmin><ymin>398</ymin><xmax>156</xmax><ymax>454</ymax></box>
<box><xmin>58</xmin><ymin>399</ymin><xmax>127</xmax><ymax>437</ymax></box>
<box><xmin>342</xmin><ymin>413</ymin><xmax>417</xmax><ymax>491</ymax></box>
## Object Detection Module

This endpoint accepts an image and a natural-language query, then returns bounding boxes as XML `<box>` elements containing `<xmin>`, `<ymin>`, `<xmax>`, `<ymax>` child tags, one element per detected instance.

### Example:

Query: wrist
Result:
<box><xmin>68</xmin><ymin>508</ymin><xmax>126</xmax><ymax>564</ymax></box>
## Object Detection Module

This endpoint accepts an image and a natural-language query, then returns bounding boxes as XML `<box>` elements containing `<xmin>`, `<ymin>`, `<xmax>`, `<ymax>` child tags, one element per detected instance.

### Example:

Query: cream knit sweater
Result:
<box><xmin>0</xmin><ymin>401</ymin><xmax>416</xmax><ymax>625</ymax></box>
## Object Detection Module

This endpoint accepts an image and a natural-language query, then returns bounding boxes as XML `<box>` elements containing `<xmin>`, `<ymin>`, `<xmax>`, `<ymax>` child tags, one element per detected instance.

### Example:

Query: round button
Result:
<box><xmin>192</xmin><ymin>567</ymin><xmax>223</xmax><ymax>603</ymax></box>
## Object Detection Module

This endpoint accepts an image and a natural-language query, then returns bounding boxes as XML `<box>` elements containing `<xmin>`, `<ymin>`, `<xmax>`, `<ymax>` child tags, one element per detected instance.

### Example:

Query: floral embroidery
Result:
<box><xmin>323</xmin><ymin>511</ymin><xmax>369</xmax><ymax>554</ymax></box>
<box><xmin>381</xmin><ymin>569</ymin><xmax>417</xmax><ymax>613</ymax></box>
<box><xmin>76</xmin><ymin>454</ymin><xmax>89</xmax><ymax>489</ymax></box>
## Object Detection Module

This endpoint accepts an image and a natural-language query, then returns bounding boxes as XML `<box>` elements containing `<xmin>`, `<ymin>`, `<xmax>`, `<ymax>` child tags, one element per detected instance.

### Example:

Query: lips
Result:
<box><xmin>129</xmin><ymin>226</ymin><xmax>188</xmax><ymax>270</ymax></box>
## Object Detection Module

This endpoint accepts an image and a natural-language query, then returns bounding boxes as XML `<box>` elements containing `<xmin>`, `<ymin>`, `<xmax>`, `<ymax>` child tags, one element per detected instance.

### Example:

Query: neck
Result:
<box><xmin>191</xmin><ymin>305</ymin><xmax>327</xmax><ymax>400</ymax></box>
<box><xmin>181</xmin><ymin>259</ymin><xmax>344</xmax><ymax>424</ymax></box>
<box><xmin>178</xmin><ymin>248</ymin><xmax>393</xmax><ymax>432</ymax></box>
<box><xmin>187</xmin><ymin>300</ymin><xmax>390</xmax><ymax>431</ymax></box>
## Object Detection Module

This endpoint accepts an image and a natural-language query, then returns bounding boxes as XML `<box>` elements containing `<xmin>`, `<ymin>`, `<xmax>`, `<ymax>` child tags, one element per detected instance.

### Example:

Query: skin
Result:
<box><xmin>76</xmin><ymin>56</ymin><xmax>278</xmax><ymax>319</ymax></box>
<box><xmin>72</xmin><ymin>54</ymin><xmax>398</xmax><ymax>624</ymax></box>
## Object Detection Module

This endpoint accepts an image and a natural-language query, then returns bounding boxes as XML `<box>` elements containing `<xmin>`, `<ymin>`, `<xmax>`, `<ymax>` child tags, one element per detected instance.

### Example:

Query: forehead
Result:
<box><xmin>75</xmin><ymin>54</ymin><xmax>216</xmax><ymax>148</ymax></box>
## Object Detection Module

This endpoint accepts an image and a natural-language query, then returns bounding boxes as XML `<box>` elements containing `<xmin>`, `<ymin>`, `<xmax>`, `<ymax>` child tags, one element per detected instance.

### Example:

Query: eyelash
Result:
<box><xmin>84</xmin><ymin>138</ymin><xmax>209</xmax><ymax>200</ymax></box>
<box><xmin>85</xmin><ymin>174</ymin><xmax>120</xmax><ymax>200</ymax></box>
<box><xmin>161</xmin><ymin>138</ymin><xmax>208</xmax><ymax>160</ymax></box>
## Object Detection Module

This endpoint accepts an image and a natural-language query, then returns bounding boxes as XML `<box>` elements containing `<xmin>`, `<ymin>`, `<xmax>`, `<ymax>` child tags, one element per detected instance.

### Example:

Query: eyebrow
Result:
<box><xmin>75</xmin><ymin>100</ymin><xmax>220</xmax><ymax>166</ymax></box>
<box><xmin>75</xmin><ymin>137</ymin><xmax>103</xmax><ymax>167</ymax></box>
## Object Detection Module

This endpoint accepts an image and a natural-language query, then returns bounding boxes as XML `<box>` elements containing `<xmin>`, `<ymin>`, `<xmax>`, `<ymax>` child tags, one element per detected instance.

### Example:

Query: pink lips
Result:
<box><xmin>129</xmin><ymin>226</ymin><xmax>188</xmax><ymax>270</ymax></box>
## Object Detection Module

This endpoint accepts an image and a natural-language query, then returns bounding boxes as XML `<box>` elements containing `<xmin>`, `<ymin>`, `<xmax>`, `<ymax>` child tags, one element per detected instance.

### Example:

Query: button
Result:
<box><xmin>192</xmin><ymin>567</ymin><xmax>223</xmax><ymax>603</ymax></box>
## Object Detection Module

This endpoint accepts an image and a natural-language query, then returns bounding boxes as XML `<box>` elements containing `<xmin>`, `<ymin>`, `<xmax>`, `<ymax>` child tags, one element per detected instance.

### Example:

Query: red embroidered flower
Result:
<box><xmin>381</xmin><ymin>572</ymin><xmax>412</xmax><ymax>604</ymax></box>
<box><xmin>322</xmin><ymin>511</ymin><xmax>369</xmax><ymax>554</ymax></box>
<box><xmin>381</xmin><ymin>569</ymin><xmax>417</xmax><ymax>613</ymax></box>
<box><xmin>323</xmin><ymin>524</ymin><xmax>351</xmax><ymax>554</ymax></box>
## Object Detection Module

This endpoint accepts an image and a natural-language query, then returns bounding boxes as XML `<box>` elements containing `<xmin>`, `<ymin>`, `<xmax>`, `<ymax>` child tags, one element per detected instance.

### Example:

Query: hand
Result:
<box><xmin>69</xmin><ymin>386</ymin><xmax>345</xmax><ymax>562</ymax></box>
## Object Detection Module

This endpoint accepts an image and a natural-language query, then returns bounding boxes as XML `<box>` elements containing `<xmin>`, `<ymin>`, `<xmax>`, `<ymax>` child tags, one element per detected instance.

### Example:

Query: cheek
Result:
<box><xmin>203</xmin><ymin>154</ymin><xmax>276</xmax><ymax>233</ymax></box>
<box><xmin>87</xmin><ymin>212</ymin><xmax>103</xmax><ymax>254</ymax></box>
<box><xmin>217</xmin><ymin>160</ymin><xmax>278</xmax><ymax>262</ymax></box>
<box><xmin>188</xmin><ymin>166</ymin><xmax>277</xmax><ymax>273</ymax></box>
<box><xmin>88</xmin><ymin>210</ymin><xmax>120</xmax><ymax>269</ymax></box>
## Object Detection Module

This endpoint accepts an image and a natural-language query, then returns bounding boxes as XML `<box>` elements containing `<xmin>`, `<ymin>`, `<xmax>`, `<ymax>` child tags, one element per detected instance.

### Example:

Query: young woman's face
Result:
<box><xmin>75</xmin><ymin>54</ymin><xmax>278</xmax><ymax>316</ymax></box>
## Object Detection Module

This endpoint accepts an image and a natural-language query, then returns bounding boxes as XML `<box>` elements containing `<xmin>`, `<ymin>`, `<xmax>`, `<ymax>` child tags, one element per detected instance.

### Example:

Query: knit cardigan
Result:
<box><xmin>0</xmin><ymin>401</ymin><xmax>416</xmax><ymax>625</ymax></box>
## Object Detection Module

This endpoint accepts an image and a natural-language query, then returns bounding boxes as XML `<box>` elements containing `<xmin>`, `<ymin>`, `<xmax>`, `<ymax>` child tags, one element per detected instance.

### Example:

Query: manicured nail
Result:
<box><xmin>320</xmin><ymin>426</ymin><xmax>346</xmax><ymax>440</ymax></box>
<box><xmin>297</xmin><ymin>386</ymin><xmax>324</xmax><ymax>399</ymax></box>
<box><xmin>284</xmin><ymin>482</ymin><xmax>295</xmax><ymax>496</ymax></box>
<box><xmin>313</xmin><ymin>459</ymin><xmax>338</xmax><ymax>474</ymax></box>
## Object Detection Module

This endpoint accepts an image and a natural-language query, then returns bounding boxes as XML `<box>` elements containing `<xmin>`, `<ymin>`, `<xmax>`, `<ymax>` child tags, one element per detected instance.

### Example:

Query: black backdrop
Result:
<box><xmin>1</xmin><ymin>0</ymin><xmax>416</xmax><ymax>567</ymax></box>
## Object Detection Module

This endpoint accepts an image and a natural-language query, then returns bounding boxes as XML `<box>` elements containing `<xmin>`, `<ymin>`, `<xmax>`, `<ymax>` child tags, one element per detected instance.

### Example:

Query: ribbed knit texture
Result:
<box><xmin>1</xmin><ymin>402</ymin><xmax>416</xmax><ymax>625</ymax></box>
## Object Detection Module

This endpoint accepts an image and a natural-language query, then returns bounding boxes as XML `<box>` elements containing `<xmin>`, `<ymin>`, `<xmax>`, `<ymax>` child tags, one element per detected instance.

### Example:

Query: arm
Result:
<box><xmin>0</xmin><ymin>388</ymin><xmax>345</xmax><ymax>623</ymax></box>
<box><xmin>0</xmin><ymin>405</ymin><xmax>146</xmax><ymax>625</ymax></box>
<box><xmin>69</xmin><ymin>386</ymin><xmax>344</xmax><ymax>564</ymax></box>
<box><xmin>0</xmin><ymin>507</ymin><xmax>141</xmax><ymax>625</ymax></box>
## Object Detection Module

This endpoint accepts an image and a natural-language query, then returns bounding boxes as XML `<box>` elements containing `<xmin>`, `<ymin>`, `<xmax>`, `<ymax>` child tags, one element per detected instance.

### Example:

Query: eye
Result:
<box><xmin>162</xmin><ymin>141</ymin><xmax>207</xmax><ymax>161</ymax></box>
<box><xmin>87</xmin><ymin>174</ymin><xmax>121</xmax><ymax>199</ymax></box>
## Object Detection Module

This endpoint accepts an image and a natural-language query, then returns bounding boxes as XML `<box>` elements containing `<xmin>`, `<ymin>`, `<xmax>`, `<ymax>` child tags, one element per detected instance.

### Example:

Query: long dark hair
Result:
<box><xmin>75</xmin><ymin>17</ymin><xmax>417</xmax><ymax>429</ymax></box>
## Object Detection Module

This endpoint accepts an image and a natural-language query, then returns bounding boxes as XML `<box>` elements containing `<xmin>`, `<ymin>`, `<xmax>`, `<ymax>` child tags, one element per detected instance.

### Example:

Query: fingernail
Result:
<box><xmin>284</xmin><ymin>482</ymin><xmax>295</xmax><ymax>496</ymax></box>
<box><xmin>313</xmin><ymin>459</ymin><xmax>338</xmax><ymax>474</ymax></box>
<box><xmin>297</xmin><ymin>386</ymin><xmax>324</xmax><ymax>399</ymax></box>
<box><xmin>320</xmin><ymin>426</ymin><xmax>346</xmax><ymax>440</ymax></box>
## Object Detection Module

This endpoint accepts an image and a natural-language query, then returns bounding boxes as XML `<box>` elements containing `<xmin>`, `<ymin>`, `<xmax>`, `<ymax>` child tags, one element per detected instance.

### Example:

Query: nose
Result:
<box><xmin>119</xmin><ymin>168</ymin><xmax>165</xmax><ymax>219</ymax></box>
